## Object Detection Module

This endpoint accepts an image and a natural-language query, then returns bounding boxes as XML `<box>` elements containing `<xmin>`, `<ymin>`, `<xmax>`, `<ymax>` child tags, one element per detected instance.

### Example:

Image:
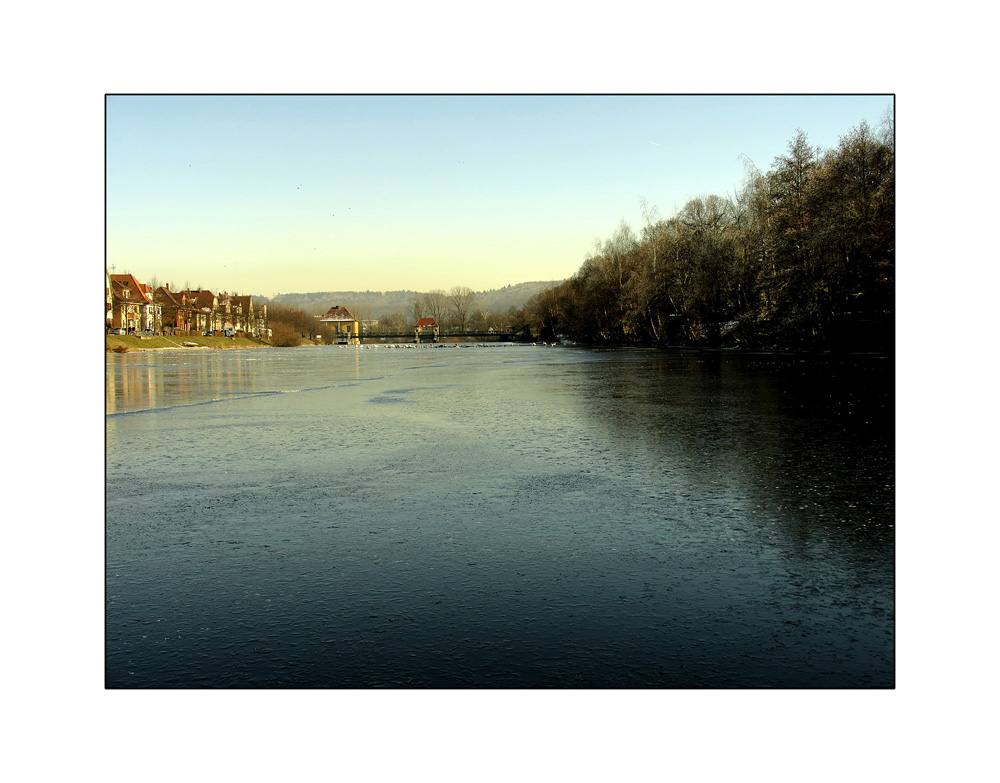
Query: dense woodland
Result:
<box><xmin>515</xmin><ymin>117</ymin><xmax>894</xmax><ymax>351</ymax></box>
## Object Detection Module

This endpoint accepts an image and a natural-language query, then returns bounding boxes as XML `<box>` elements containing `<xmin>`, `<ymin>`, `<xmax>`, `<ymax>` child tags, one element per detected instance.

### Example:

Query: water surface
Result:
<box><xmin>106</xmin><ymin>344</ymin><xmax>893</xmax><ymax>687</ymax></box>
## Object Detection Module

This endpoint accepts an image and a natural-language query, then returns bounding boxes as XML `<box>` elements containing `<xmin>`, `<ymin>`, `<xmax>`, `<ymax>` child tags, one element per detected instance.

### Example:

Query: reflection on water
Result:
<box><xmin>568</xmin><ymin>351</ymin><xmax>893</xmax><ymax>564</ymax></box>
<box><xmin>106</xmin><ymin>345</ymin><xmax>893</xmax><ymax>688</ymax></box>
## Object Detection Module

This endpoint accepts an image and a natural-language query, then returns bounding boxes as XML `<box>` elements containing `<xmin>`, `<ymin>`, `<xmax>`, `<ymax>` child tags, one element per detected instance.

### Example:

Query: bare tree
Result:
<box><xmin>449</xmin><ymin>286</ymin><xmax>476</xmax><ymax>332</ymax></box>
<box><xmin>380</xmin><ymin>311</ymin><xmax>408</xmax><ymax>333</ymax></box>
<box><xmin>423</xmin><ymin>290</ymin><xmax>450</xmax><ymax>324</ymax></box>
<box><xmin>878</xmin><ymin>104</ymin><xmax>894</xmax><ymax>147</ymax></box>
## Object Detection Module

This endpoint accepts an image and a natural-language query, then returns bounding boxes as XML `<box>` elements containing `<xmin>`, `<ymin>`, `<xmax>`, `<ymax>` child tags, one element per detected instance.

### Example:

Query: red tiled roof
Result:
<box><xmin>177</xmin><ymin>290</ymin><xmax>217</xmax><ymax>310</ymax></box>
<box><xmin>320</xmin><ymin>306</ymin><xmax>357</xmax><ymax>321</ymax></box>
<box><xmin>415</xmin><ymin>317</ymin><xmax>437</xmax><ymax>327</ymax></box>
<box><xmin>154</xmin><ymin>286</ymin><xmax>186</xmax><ymax>308</ymax></box>
<box><xmin>194</xmin><ymin>290</ymin><xmax>216</xmax><ymax>309</ymax></box>
<box><xmin>109</xmin><ymin>274</ymin><xmax>153</xmax><ymax>301</ymax></box>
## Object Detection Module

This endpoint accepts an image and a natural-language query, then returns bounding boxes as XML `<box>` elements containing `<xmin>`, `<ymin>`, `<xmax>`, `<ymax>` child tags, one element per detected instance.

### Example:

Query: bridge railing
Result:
<box><xmin>356</xmin><ymin>331</ymin><xmax>515</xmax><ymax>342</ymax></box>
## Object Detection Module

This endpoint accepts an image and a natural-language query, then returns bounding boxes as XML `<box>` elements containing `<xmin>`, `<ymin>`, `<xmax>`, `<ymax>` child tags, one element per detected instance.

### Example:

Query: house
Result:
<box><xmin>106</xmin><ymin>272</ymin><xmax>113</xmax><ymax>329</ymax></box>
<box><xmin>224</xmin><ymin>294</ymin><xmax>266</xmax><ymax>337</ymax></box>
<box><xmin>176</xmin><ymin>289</ymin><xmax>221</xmax><ymax>333</ymax></box>
<box><xmin>253</xmin><ymin>299</ymin><xmax>268</xmax><ymax>338</ymax></box>
<box><xmin>230</xmin><ymin>295</ymin><xmax>256</xmax><ymax>336</ymax></box>
<box><xmin>155</xmin><ymin>285</ymin><xmax>198</xmax><ymax>334</ymax></box>
<box><xmin>217</xmin><ymin>293</ymin><xmax>234</xmax><ymax>334</ymax></box>
<box><xmin>109</xmin><ymin>273</ymin><xmax>161</xmax><ymax>333</ymax></box>
<box><xmin>319</xmin><ymin>306</ymin><xmax>360</xmax><ymax>344</ymax></box>
<box><xmin>415</xmin><ymin>317</ymin><xmax>439</xmax><ymax>342</ymax></box>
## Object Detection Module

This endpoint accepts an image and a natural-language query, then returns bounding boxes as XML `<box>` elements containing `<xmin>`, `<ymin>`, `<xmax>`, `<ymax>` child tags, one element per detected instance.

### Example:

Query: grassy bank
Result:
<box><xmin>106</xmin><ymin>334</ymin><xmax>272</xmax><ymax>352</ymax></box>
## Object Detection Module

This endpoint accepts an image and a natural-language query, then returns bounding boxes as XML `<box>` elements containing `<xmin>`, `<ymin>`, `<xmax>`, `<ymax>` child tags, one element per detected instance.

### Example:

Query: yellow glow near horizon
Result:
<box><xmin>106</xmin><ymin>94</ymin><xmax>893</xmax><ymax>297</ymax></box>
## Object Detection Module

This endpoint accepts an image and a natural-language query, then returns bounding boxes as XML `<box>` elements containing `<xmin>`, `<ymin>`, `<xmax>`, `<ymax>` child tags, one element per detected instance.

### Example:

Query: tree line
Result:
<box><xmin>515</xmin><ymin>116</ymin><xmax>894</xmax><ymax>351</ymax></box>
<box><xmin>268</xmin><ymin>285</ymin><xmax>523</xmax><ymax>345</ymax></box>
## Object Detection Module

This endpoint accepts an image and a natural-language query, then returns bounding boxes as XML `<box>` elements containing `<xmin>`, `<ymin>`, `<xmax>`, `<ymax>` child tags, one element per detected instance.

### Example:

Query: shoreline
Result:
<box><xmin>106</xmin><ymin>334</ymin><xmax>272</xmax><ymax>353</ymax></box>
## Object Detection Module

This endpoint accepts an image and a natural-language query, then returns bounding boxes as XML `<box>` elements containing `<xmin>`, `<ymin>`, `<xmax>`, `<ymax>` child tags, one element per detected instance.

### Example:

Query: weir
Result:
<box><xmin>356</xmin><ymin>331</ymin><xmax>516</xmax><ymax>344</ymax></box>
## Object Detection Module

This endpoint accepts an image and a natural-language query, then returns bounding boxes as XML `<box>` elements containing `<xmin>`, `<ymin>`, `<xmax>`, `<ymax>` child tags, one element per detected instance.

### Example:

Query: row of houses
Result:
<box><xmin>106</xmin><ymin>272</ymin><xmax>269</xmax><ymax>337</ymax></box>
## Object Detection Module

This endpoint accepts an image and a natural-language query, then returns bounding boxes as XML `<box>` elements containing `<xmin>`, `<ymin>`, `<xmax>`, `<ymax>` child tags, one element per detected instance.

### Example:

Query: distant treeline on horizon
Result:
<box><xmin>261</xmin><ymin>281</ymin><xmax>562</xmax><ymax>318</ymax></box>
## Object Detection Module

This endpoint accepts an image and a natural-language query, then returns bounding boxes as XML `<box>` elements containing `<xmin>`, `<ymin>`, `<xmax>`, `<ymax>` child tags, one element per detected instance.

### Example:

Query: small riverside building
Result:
<box><xmin>415</xmin><ymin>317</ymin><xmax>439</xmax><ymax>343</ymax></box>
<box><xmin>320</xmin><ymin>306</ymin><xmax>361</xmax><ymax>344</ymax></box>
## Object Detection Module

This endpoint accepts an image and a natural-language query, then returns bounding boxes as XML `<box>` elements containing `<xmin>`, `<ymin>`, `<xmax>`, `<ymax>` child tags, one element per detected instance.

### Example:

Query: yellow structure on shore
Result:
<box><xmin>319</xmin><ymin>306</ymin><xmax>361</xmax><ymax>344</ymax></box>
<box><xmin>414</xmin><ymin>317</ymin><xmax>439</xmax><ymax>343</ymax></box>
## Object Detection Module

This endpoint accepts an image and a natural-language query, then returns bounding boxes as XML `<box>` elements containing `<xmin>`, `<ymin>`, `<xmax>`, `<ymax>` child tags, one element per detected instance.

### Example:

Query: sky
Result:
<box><xmin>106</xmin><ymin>94</ymin><xmax>892</xmax><ymax>298</ymax></box>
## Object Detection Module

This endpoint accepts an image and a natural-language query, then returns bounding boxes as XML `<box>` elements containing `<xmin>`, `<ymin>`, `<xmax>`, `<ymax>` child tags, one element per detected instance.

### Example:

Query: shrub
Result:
<box><xmin>270</xmin><ymin>322</ymin><xmax>302</xmax><ymax>347</ymax></box>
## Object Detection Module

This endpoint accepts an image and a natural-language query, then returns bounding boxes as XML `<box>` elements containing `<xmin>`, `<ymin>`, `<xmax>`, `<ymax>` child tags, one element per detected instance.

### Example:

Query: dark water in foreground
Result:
<box><xmin>106</xmin><ymin>344</ymin><xmax>893</xmax><ymax>688</ymax></box>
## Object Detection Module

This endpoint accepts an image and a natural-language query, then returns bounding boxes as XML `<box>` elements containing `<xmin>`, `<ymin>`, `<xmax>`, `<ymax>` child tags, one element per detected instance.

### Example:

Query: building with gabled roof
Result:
<box><xmin>109</xmin><ymin>273</ymin><xmax>161</xmax><ymax>333</ymax></box>
<box><xmin>414</xmin><ymin>317</ymin><xmax>439</xmax><ymax>342</ymax></box>
<box><xmin>230</xmin><ymin>294</ymin><xmax>256</xmax><ymax>335</ymax></box>
<box><xmin>176</xmin><ymin>289</ymin><xmax>220</xmax><ymax>333</ymax></box>
<box><xmin>106</xmin><ymin>272</ymin><xmax>113</xmax><ymax>328</ymax></box>
<box><xmin>155</xmin><ymin>284</ymin><xmax>196</xmax><ymax>333</ymax></box>
<box><xmin>320</xmin><ymin>306</ymin><xmax>360</xmax><ymax>344</ymax></box>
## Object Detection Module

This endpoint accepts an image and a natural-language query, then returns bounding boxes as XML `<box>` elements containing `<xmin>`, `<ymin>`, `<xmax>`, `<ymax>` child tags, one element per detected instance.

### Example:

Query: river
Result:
<box><xmin>106</xmin><ymin>343</ymin><xmax>894</xmax><ymax>687</ymax></box>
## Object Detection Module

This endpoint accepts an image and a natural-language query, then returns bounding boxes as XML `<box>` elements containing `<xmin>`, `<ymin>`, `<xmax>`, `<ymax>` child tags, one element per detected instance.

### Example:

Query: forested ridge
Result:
<box><xmin>264</xmin><ymin>281</ymin><xmax>559</xmax><ymax>320</ymax></box>
<box><xmin>517</xmin><ymin>116</ymin><xmax>894</xmax><ymax>351</ymax></box>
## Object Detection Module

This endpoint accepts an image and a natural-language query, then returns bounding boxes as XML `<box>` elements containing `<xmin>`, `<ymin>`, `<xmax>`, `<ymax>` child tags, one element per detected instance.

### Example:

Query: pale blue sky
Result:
<box><xmin>106</xmin><ymin>94</ymin><xmax>892</xmax><ymax>296</ymax></box>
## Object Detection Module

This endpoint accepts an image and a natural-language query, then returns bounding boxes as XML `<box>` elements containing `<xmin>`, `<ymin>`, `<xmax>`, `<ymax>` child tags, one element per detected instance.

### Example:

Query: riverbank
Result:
<box><xmin>106</xmin><ymin>334</ymin><xmax>272</xmax><ymax>352</ymax></box>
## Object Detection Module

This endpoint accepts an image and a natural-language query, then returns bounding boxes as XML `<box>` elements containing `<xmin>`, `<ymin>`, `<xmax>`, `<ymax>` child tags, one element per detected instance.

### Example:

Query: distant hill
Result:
<box><xmin>263</xmin><ymin>281</ymin><xmax>561</xmax><ymax>318</ymax></box>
